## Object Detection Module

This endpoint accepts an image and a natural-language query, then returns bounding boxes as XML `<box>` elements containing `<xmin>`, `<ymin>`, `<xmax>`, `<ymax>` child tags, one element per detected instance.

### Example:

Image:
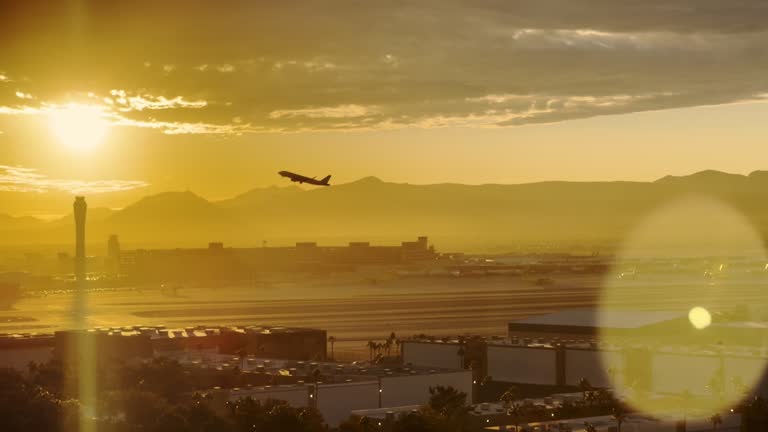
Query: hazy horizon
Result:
<box><xmin>3</xmin><ymin>1</ymin><xmax>768</xmax><ymax>218</ymax></box>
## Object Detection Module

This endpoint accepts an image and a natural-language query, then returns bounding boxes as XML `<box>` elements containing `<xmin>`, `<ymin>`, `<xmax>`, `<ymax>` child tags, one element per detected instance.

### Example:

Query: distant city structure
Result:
<box><xmin>118</xmin><ymin>236</ymin><xmax>437</xmax><ymax>282</ymax></box>
<box><xmin>106</xmin><ymin>234</ymin><xmax>121</xmax><ymax>274</ymax></box>
<box><xmin>73</xmin><ymin>196</ymin><xmax>87</xmax><ymax>282</ymax></box>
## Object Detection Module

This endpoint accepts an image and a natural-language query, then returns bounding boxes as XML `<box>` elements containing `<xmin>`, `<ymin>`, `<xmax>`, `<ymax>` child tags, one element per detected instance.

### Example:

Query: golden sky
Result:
<box><xmin>2</xmin><ymin>0</ymin><xmax>768</xmax><ymax>216</ymax></box>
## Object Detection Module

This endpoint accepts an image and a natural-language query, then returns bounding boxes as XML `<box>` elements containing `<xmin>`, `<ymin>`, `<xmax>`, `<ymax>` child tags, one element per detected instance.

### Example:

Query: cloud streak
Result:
<box><xmin>106</xmin><ymin>89</ymin><xmax>207</xmax><ymax>111</ymax></box>
<box><xmin>269</xmin><ymin>105</ymin><xmax>376</xmax><ymax>119</ymax></box>
<box><xmin>0</xmin><ymin>165</ymin><xmax>149</xmax><ymax>194</ymax></box>
<box><xmin>1</xmin><ymin>2</ymin><xmax>767</xmax><ymax>132</ymax></box>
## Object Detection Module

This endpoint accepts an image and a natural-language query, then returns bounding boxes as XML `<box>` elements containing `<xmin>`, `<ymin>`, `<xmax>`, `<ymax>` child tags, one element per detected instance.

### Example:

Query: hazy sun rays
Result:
<box><xmin>48</xmin><ymin>103</ymin><xmax>111</xmax><ymax>152</ymax></box>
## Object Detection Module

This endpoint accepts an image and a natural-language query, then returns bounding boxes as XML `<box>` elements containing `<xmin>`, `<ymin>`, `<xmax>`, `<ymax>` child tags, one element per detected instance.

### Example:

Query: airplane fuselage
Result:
<box><xmin>278</xmin><ymin>171</ymin><xmax>332</xmax><ymax>186</ymax></box>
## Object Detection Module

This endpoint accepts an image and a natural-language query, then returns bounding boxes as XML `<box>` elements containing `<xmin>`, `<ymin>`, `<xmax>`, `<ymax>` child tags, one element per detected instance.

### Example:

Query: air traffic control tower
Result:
<box><xmin>73</xmin><ymin>196</ymin><xmax>87</xmax><ymax>282</ymax></box>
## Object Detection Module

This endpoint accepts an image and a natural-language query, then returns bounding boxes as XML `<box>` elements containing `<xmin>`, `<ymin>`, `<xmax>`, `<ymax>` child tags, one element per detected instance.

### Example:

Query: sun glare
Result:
<box><xmin>688</xmin><ymin>306</ymin><xmax>712</xmax><ymax>330</ymax></box>
<box><xmin>49</xmin><ymin>104</ymin><xmax>110</xmax><ymax>152</ymax></box>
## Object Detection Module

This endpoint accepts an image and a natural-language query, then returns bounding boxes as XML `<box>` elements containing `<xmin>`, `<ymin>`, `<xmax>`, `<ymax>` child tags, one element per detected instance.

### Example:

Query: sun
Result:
<box><xmin>49</xmin><ymin>104</ymin><xmax>110</xmax><ymax>152</ymax></box>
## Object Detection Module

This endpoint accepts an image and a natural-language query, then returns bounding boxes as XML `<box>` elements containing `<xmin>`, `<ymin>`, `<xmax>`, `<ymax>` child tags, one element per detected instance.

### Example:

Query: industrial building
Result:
<box><xmin>506</xmin><ymin>308</ymin><xmax>690</xmax><ymax>341</ymax></box>
<box><xmin>186</xmin><ymin>354</ymin><xmax>472</xmax><ymax>427</ymax></box>
<box><xmin>0</xmin><ymin>324</ymin><xmax>326</xmax><ymax>370</ymax></box>
<box><xmin>403</xmin><ymin>309</ymin><xmax>768</xmax><ymax>398</ymax></box>
<box><xmin>118</xmin><ymin>236</ymin><xmax>436</xmax><ymax>282</ymax></box>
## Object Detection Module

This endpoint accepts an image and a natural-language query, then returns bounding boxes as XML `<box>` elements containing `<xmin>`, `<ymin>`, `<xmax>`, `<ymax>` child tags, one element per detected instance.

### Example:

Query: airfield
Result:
<box><xmin>2</xmin><ymin>272</ymin><xmax>768</xmax><ymax>360</ymax></box>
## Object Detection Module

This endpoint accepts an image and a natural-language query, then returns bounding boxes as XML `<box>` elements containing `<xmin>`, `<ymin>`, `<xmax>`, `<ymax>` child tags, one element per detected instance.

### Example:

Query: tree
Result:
<box><xmin>337</xmin><ymin>415</ymin><xmax>378</xmax><ymax>432</ymax></box>
<box><xmin>578</xmin><ymin>377</ymin><xmax>594</xmax><ymax>406</ymax></box>
<box><xmin>456</xmin><ymin>346</ymin><xmax>466</xmax><ymax>369</ymax></box>
<box><xmin>500</xmin><ymin>386</ymin><xmax>518</xmax><ymax>410</ymax></box>
<box><xmin>508</xmin><ymin>403</ymin><xmax>526</xmax><ymax>432</ymax></box>
<box><xmin>367</xmin><ymin>341</ymin><xmax>377</xmax><ymax>361</ymax></box>
<box><xmin>428</xmin><ymin>386</ymin><xmax>469</xmax><ymax>419</ymax></box>
<box><xmin>101</xmin><ymin>390</ymin><xmax>172</xmax><ymax>431</ymax></box>
<box><xmin>611</xmin><ymin>399</ymin><xmax>626</xmax><ymax>432</ymax></box>
<box><xmin>392</xmin><ymin>411</ymin><xmax>433</xmax><ymax>432</ymax></box>
<box><xmin>236</xmin><ymin>349</ymin><xmax>248</xmax><ymax>371</ymax></box>
<box><xmin>710</xmin><ymin>413</ymin><xmax>723</xmax><ymax>431</ymax></box>
<box><xmin>228</xmin><ymin>397</ymin><xmax>325</xmax><ymax>432</ymax></box>
<box><xmin>122</xmin><ymin>357</ymin><xmax>191</xmax><ymax>402</ymax></box>
<box><xmin>328</xmin><ymin>336</ymin><xmax>336</xmax><ymax>360</ymax></box>
<box><xmin>384</xmin><ymin>339</ymin><xmax>393</xmax><ymax>356</ymax></box>
<box><xmin>0</xmin><ymin>368</ymin><xmax>80</xmax><ymax>432</ymax></box>
<box><xmin>677</xmin><ymin>389</ymin><xmax>693</xmax><ymax>432</ymax></box>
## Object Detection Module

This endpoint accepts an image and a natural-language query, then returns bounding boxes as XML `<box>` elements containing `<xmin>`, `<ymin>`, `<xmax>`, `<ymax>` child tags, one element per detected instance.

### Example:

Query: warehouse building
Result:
<box><xmin>402</xmin><ymin>309</ymin><xmax>768</xmax><ymax>398</ymax></box>
<box><xmin>192</xmin><ymin>355</ymin><xmax>473</xmax><ymax>427</ymax></box>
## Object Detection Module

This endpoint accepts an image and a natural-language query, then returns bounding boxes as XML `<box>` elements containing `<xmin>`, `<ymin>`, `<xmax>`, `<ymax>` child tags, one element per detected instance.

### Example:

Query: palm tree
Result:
<box><xmin>327</xmin><ymin>336</ymin><xmax>336</xmax><ymax>360</ymax></box>
<box><xmin>457</xmin><ymin>346</ymin><xmax>466</xmax><ymax>369</ymax></box>
<box><xmin>236</xmin><ymin>349</ymin><xmax>247</xmax><ymax>371</ymax></box>
<box><xmin>710</xmin><ymin>413</ymin><xmax>722</xmax><ymax>431</ymax></box>
<box><xmin>612</xmin><ymin>404</ymin><xmax>626</xmax><ymax>432</ymax></box>
<box><xmin>366</xmin><ymin>340</ymin><xmax>376</xmax><ymax>361</ymax></box>
<box><xmin>500</xmin><ymin>386</ymin><xmax>517</xmax><ymax>407</ymax></box>
<box><xmin>610</xmin><ymin>397</ymin><xmax>626</xmax><ymax>432</ymax></box>
<box><xmin>578</xmin><ymin>377</ymin><xmax>594</xmax><ymax>406</ymax></box>
<box><xmin>508</xmin><ymin>402</ymin><xmax>525</xmax><ymax>432</ymax></box>
<box><xmin>678</xmin><ymin>389</ymin><xmax>693</xmax><ymax>432</ymax></box>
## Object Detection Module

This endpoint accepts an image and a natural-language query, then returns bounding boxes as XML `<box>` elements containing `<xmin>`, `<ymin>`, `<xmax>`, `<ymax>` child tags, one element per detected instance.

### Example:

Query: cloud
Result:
<box><xmin>0</xmin><ymin>165</ymin><xmax>149</xmax><ymax>195</ymax></box>
<box><xmin>15</xmin><ymin>91</ymin><xmax>32</xmax><ymax>100</ymax></box>
<box><xmin>0</xmin><ymin>105</ymin><xmax>45</xmax><ymax>115</ymax></box>
<box><xmin>216</xmin><ymin>64</ymin><xmax>235</xmax><ymax>73</ymax></box>
<box><xmin>112</xmin><ymin>116</ymin><xmax>260</xmax><ymax>135</ymax></box>
<box><xmin>0</xmin><ymin>95</ymin><xmax>249</xmax><ymax>136</ymax></box>
<box><xmin>107</xmin><ymin>89</ymin><xmax>207</xmax><ymax>111</ymax></box>
<box><xmin>1</xmin><ymin>2</ymin><xmax>768</xmax><ymax>132</ymax></box>
<box><xmin>269</xmin><ymin>104</ymin><xmax>376</xmax><ymax>119</ymax></box>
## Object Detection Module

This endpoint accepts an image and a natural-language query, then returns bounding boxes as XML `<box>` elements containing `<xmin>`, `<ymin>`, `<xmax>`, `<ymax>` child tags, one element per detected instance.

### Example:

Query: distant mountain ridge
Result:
<box><xmin>2</xmin><ymin>170</ymin><xmax>768</xmax><ymax>251</ymax></box>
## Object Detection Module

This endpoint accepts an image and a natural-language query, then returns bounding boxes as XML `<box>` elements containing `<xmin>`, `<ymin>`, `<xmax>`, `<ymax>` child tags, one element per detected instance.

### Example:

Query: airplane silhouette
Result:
<box><xmin>278</xmin><ymin>171</ymin><xmax>332</xmax><ymax>186</ymax></box>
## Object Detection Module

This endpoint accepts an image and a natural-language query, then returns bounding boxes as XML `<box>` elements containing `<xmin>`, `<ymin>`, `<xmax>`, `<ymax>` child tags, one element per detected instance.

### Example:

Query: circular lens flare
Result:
<box><xmin>599</xmin><ymin>196</ymin><xmax>768</xmax><ymax>418</ymax></box>
<box><xmin>688</xmin><ymin>307</ymin><xmax>712</xmax><ymax>330</ymax></box>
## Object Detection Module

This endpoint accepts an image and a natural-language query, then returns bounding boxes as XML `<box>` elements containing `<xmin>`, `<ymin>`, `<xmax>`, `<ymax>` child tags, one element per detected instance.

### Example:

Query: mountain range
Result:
<box><xmin>2</xmin><ymin>170</ymin><xmax>767</xmax><ymax>252</ymax></box>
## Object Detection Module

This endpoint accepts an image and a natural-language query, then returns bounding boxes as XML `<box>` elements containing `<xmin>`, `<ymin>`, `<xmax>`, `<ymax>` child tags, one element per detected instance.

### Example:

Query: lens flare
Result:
<box><xmin>599</xmin><ymin>196</ymin><xmax>768</xmax><ymax>418</ymax></box>
<box><xmin>689</xmin><ymin>307</ymin><xmax>712</xmax><ymax>330</ymax></box>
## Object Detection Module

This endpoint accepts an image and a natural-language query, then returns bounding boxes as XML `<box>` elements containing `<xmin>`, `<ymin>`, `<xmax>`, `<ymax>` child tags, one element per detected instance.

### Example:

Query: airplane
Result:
<box><xmin>278</xmin><ymin>170</ymin><xmax>332</xmax><ymax>186</ymax></box>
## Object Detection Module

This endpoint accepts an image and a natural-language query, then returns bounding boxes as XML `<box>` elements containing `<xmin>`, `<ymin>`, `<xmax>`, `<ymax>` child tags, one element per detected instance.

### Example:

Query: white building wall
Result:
<box><xmin>402</xmin><ymin>342</ymin><xmax>463</xmax><ymax>370</ymax></box>
<box><xmin>229</xmin><ymin>386</ymin><xmax>309</xmax><ymax>407</ymax></box>
<box><xmin>565</xmin><ymin>349</ymin><xmax>623</xmax><ymax>388</ymax></box>
<box><xmin>380</xmin><ymin>371</ymin><xmax>472</xmax><ymax>408</ymax></box>
<box><xmin>651</xmin><ymin>353</ymin><xmax>720</xmax><ymax>395</ymax></box>
<box><xmin>723</xmin><ymin>355</ymin><xmax>766</xmax><ymax>396</ymax></box>
<box><xmin>487</xmin><ymin>346</ymin><xmax>556</xmax><ymax>385</ymax></box>
<box><xmin>316</xmin><ymin>381</ymin><xmax>380</xmax><ymax>427</ymax></box>
<box><xmin>0</xmin><ymin>347</ymin><xmax>53</xmax><ymax>370</ymax></box>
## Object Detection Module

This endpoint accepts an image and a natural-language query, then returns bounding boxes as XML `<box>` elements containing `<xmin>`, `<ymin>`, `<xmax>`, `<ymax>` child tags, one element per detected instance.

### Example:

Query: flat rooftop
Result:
<box><xmin>171</xmin><ymin>352</ymin><xmax>466</xmax><ymax>382</ymax></box>
<box><xmin>510</xmin><ymin>309</ymin><xmax>686</xmax><ymax>330</ymax></box>
<box><xmin>52</xmin><ymin>324</ymin><xmax>323</xmax><ymax>339</ymax></box>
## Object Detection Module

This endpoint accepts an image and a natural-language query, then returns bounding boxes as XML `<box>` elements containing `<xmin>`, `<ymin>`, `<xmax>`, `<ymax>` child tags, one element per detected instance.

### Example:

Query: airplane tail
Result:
<box><xmin>320</xmin><ymin>175</ymin><xmax>332</xmax><ymax>185</ymax></box>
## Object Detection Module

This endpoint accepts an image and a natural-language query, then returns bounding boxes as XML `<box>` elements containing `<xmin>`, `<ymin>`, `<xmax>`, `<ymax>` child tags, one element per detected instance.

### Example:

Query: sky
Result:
<box><xmin>2</xmin><ymin>0</ymin><xmax>768</xmax><ymax>216</ymax></box>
